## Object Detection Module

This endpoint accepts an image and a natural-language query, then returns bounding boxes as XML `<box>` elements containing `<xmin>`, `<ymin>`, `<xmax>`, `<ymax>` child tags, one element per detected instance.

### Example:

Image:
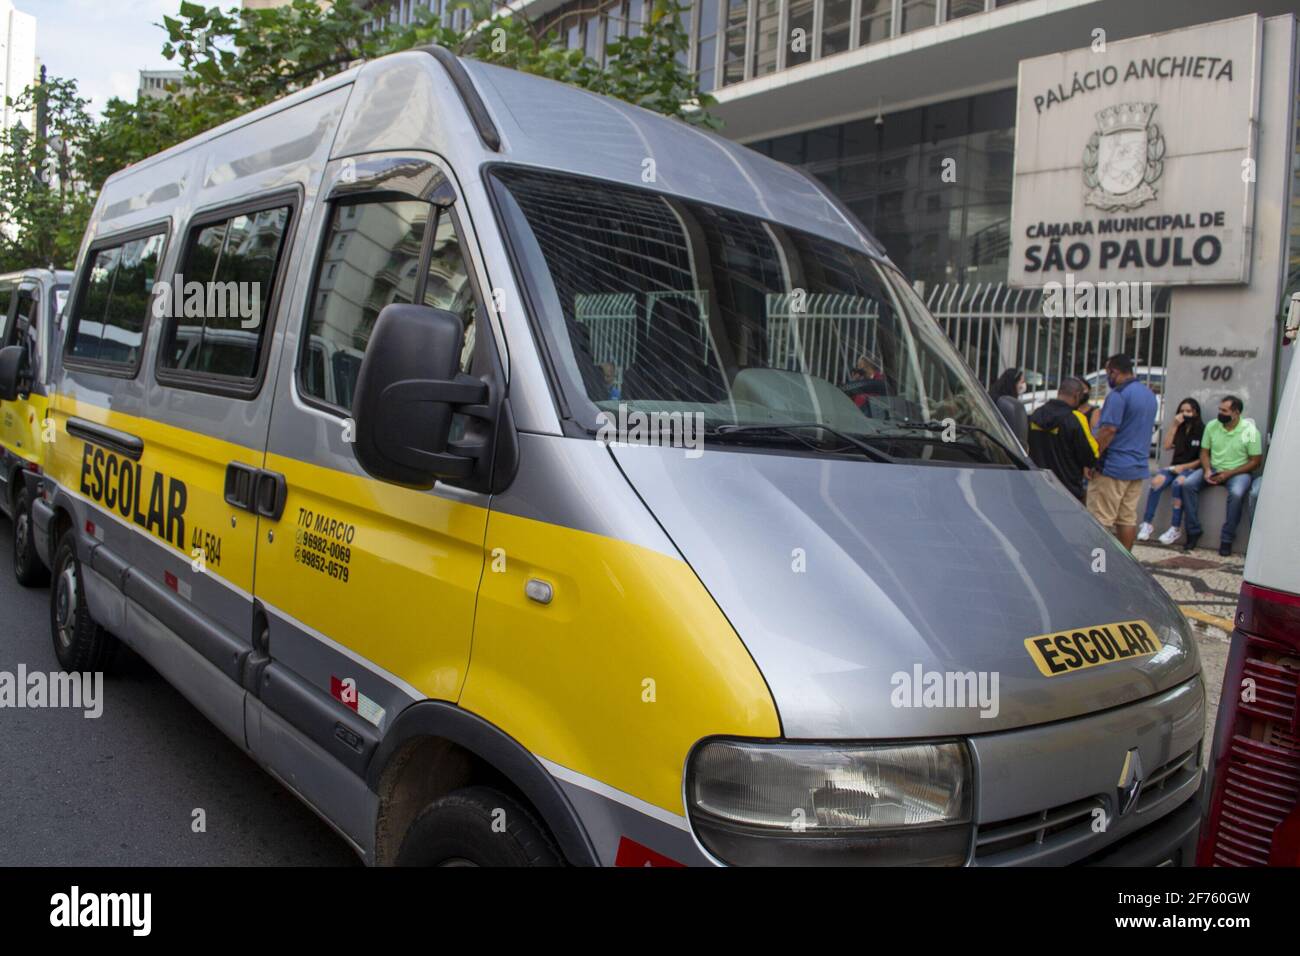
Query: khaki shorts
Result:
<box><xmin>1087</xmin><ymin>474</ymin><xmax>1144</xmax><ymax>528</ymax></box>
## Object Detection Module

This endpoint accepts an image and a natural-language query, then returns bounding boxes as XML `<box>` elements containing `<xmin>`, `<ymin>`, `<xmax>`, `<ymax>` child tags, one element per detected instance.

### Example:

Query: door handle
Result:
<box><xmin>255</xmin><ymin>470</ymin><xmax>288</xmax><ymax>521</ymax></box>
<box><xmin>225</xmin><ymin>463</ymin><xmax>288</xmax><ymax>520</ymax></box>
<box><xmin>224</xmin><ymin>462</ymin><xmax>259</xmax><ymax>512</ymax></box>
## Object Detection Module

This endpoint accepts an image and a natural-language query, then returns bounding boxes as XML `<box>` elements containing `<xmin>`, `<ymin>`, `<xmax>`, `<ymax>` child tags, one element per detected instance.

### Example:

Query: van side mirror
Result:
<box><xmin>352</xmin><ymin>303</ymin><xmax>489</xmax><ymax>488</ymax></box>
<box><xmin>0</xmin><ymin>344</ymin><xmax>31</xmax><ymax>401</ymax></box>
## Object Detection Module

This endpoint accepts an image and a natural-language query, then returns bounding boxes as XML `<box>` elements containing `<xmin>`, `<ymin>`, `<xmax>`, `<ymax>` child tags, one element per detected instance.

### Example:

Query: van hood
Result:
<box><xmin>610</xmin><ymin>444</ymin><xmax>1199</xmax><ymax>738</ymax></box>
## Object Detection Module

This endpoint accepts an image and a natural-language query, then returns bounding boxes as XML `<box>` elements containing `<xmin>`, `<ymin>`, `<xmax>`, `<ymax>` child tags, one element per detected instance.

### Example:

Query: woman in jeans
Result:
<box><xmin>1137</xmin><ymin>398</ymin><xmax>1204</xmax><ymax>545</ymax></box>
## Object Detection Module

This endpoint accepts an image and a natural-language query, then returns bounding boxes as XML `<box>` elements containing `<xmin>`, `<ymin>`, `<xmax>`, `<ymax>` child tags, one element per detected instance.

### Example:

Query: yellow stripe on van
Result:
<box><xmin>45</xmin><ymin>394</ymin><xmax>781</xmax><ymax>817</ymax></box>
<box><xmin>257</xmin><ymin>451</ymin><xmax>488</xmax><ymax>704</ymax></box>
<box><xmin>461</xmin><ymin>510</ymin><xmax>781</xmax><ymax>816</ymax></box>
<box><xmin>47</xmin><ymin>394</ymin><xmax>263</xmax><ymax>592</ymax></box>
<box><xmin>0</xmin><ymin>392</ymin><xmax>49</xmax><ymax>466</ymax></box>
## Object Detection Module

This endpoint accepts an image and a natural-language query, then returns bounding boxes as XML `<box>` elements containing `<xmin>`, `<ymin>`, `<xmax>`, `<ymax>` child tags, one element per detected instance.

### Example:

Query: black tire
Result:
<box><xmin>50</xmin><ymin>530</ymin><xmax>118</xmax><ymax>672</ymax></box>
<box><xmin>13</xmin><ymin>484</ymin><xmax>50</xmax><ymax>587</ymax></box>
<box><xmin>395</xmin><ymin>785</ymin><xmax>562</xmax><ymax>867</ymax></box>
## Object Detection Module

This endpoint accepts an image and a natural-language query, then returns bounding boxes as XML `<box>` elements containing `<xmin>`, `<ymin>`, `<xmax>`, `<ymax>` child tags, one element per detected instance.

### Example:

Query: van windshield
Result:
<box><xmin>492</xmin><ymin>166</ymin><xmax>1020</xmax><ymax>466</ymax></box>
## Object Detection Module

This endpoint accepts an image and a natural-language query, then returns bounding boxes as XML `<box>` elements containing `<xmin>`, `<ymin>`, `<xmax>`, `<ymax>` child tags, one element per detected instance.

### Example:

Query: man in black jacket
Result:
<box><xmin>1028</xmin><ymin>377</ymin><xmax>1097</xmax><ymax>501</ymax></box>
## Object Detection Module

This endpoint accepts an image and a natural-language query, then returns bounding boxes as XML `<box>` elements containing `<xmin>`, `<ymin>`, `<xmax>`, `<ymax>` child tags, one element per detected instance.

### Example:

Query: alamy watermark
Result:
<box><xmin>151</xmin><ymin>274</ymin><xmax>261</xmax><ymax>329</ymax></box>
<box><xmin>595</xmin><ymin>404</ymin><xmax>705</xmax><ymax>459</ymax></box>
<box><xmin>890</xmin><ymin>664</ymin><xmax>1000</xmax><ymax>719</ymax></box>
<box><xmin>1041</xmin><ymin>273</ymin><xmax>1153</xmax><ymax>326</ymax></box>
<box><xmin>0</xmin><ymin>665</ymin><xmax>102</xmax><ymax>718</ymax></box>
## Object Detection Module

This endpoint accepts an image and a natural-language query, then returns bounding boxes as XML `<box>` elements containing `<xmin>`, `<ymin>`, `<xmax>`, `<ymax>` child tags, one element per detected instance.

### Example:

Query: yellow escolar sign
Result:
<box><xmin>1024</xmin><ymin>619</ymin><xmax>1163</xmax><ymax>676</ymax></box>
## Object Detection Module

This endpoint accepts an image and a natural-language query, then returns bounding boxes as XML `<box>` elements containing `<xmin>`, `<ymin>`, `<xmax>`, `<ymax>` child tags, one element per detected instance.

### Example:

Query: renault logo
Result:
<box><xmin>1117</xmin><ymin>748</ymin><xmax>1144</xmax><ymax>816</ymax></box>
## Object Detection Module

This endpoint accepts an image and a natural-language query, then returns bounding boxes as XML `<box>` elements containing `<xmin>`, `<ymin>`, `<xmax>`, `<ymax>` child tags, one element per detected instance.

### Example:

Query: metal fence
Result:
<box><xmin>923</xmin><ymin>282</ymin><xmax>1172</xmax><ymax>397</ymax></box>
<box><xmin>574</xmin><ymin>282</ymin><xmax>1172</xmax><ymax>403</ymax></box>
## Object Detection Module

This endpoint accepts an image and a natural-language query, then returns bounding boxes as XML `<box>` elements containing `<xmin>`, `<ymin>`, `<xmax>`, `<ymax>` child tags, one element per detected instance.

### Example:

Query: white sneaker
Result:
<box><xmin>1137</xmin><ymin>522</ymin><xmax>1154</xmax><ymax>542</ymax></box>
<box><xmin>1158</xmin><ymin>526</ymin><xmax>1183</xmax><ymax>545</ymax></box>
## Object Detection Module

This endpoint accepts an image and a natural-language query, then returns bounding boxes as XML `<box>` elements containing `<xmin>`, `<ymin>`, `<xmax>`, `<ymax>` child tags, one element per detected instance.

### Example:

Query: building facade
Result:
<box><xmin>0</xmin><ymin>0</ymin><xmax>37</xmax><ymax>146</ymax></box>
<box><xmin>367</xmin><ymin>0</ymin><xmax>1298</xmax><ymax>303</ymax></box>
<box><xmin>138</xmin><ymin>69</ymin><xmax>188</xmax><ymax>102</ymax></box>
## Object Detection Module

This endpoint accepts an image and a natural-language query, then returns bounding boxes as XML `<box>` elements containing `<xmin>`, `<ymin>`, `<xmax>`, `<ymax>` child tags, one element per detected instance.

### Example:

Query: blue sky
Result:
<box><xmin>28</xmin><ymin>0</ymin><xmax>179</xmax><ymax>114</ymax></box>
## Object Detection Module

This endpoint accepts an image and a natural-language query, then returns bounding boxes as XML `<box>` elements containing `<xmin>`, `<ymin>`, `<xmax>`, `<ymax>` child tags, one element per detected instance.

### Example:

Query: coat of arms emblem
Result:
<box><xmin>1083</xmin><ymin>102</ymin><xmax>1165</xmax><ymax>210</ymax></box>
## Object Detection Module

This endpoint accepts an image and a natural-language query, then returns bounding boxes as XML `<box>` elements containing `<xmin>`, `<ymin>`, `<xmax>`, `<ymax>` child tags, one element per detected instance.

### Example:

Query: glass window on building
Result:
<box><xmin>788</xmin><ymin>0</ymin><xmax>814</xmax><ymax>68</ymax></box>
<box><xmin>696</xmin><ymin>0</ymin><xmax>720</xmax><ymax>92</ymax></box>
<box><xmin>606</xmin><ymin>4</ymin><xmax>624</xmax><ymax>51</ymax></box>
<box><xmin>859</xmin><ymin>0</ymin><xmax>892</xmax><ymax>46</ymax></box>
<box><xmin>585</xmin><ymin>16</ymin><xmax>602</xmax><ymax>60</ymax></box>
<box><xmin>822</xmin><ymin>0</ymin><xmax>853</xmax><ymax>57</ymax></box>
<box><xmin>901</xmin><ymin>0</ymin><xmax>937</xmax><ymax>34</ymax></box>
<box><xmin>721</xmin><ymin>0</ymin><xmax>749</xmax><ymax>86</ymax></box>
<box><xmin>751</xmin><ymin>0</ymin><xmax>780</xmax><ymax>78</ymax></box>
<box><xmin>947</xmin><ymin>0</ymin><xmax>986</xmax><ymax>19</ymax></box>
<box><xmin>627</xmin><ymin>0</ymin><xmax>643</xmax><ymax>37</ymax></box>
<box><xmin>749</xmin><ymin>89</ymin><xmax>1017</xmax><ymax>289</ymax></box>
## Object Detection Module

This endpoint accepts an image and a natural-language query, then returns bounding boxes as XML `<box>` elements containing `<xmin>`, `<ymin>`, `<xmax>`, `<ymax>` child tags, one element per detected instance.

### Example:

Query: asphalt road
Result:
<box><xmin>0</xmin><ymin>513</ymin><xmax>356</xmax><ymax>866</ymax></box>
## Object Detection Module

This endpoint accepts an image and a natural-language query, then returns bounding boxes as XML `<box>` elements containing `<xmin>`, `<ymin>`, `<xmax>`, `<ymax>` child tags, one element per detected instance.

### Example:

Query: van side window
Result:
<box><xmin>424</xmin><ymin>212</ymin><xmax>477</xmax><ymax>372</ymax></box>
<box><xmin>11</xmin><ymin>287</ymin><xmax>38</xmax><ymax>353</ymax></box>
<box><xmin>160</xmin><ymin>205</ymin><xmax>291</xmax><ymax>381</ymax></box>
<box><xmin>301</xmin><ymin>200</ymin><xmax>477</xmax><ymax>413</ymax></box>
<box><xmin>66</xmin><ymin>232</ymin><xmax>166</xmax><ymax>368</ymax></box>
<box><xmin>0</xmin><ymin>282</ymin><xmax>15</xmax><ymax>346</ymax></box>
<box><xmin>14</xmin><ymin>287</ymin><xmax>37</xmax><ymax>330</ymax></box>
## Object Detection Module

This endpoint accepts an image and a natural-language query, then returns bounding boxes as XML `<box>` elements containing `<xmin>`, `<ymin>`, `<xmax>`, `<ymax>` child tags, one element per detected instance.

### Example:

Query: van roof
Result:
<box><xmin>0</xmin><ymin>268</ymin><xmax>74</xmax><ymax>285</ymax></box>
<box><xmin>90</xmin><ymin>49</ymin><xmax>885</xmax><ymax>261</ymax></box>
<box><xmin>459</xmin><ymin>58</ymin><xmax>884</xmax><ymax>257</ymax></box>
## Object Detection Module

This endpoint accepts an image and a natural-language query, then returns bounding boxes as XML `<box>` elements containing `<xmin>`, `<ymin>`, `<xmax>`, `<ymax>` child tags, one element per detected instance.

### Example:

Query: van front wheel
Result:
<box><xmin>13</xmin><ymin>485</ymin><xmax>49</xmax><ymax>587</ymax></box>
<box><xmin>395</xmin><ymin>786</ymin><xmax>562</xmax><ymax>867</ymax></box>
<box><xmin>50</xmin><ymin>530</ymin><xmax>118</xmax><ymax>672</ymax></box>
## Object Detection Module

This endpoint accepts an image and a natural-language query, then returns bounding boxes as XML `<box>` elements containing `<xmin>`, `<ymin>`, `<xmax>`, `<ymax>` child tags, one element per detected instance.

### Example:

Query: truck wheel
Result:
<box><xmin>395</xmin><ymin>785</ymin><xmax>562</xmax><ymax>867</ymax></box>
<box><xmin>50</xmin><ymin>530</ymin><xmax>118</xmax><ymax>672</ymax></box>
<box><xmin>13</xmin><ymin>485</ymin><xmax>50</xmax><ymax>587</ymax></box>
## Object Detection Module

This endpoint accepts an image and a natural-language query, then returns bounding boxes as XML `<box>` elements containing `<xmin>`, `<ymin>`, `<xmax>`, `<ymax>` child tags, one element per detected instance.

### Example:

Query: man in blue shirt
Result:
<box><xmin>1086</xmin><ymin>354</ymin><xmax>1159</xmax><ymax>550</ymax></box>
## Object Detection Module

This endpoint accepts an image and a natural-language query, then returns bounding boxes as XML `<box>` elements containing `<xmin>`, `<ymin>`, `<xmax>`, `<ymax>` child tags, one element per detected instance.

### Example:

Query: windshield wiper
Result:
<box><xmin>710</xmin><ymin>422</ymin><xmax>896</xmax><ymax>464</ymax></box>
<box><xmin>882</xmin><ymin>420</ymin><xmax>1032</xmax><ymax>470</ymax></box>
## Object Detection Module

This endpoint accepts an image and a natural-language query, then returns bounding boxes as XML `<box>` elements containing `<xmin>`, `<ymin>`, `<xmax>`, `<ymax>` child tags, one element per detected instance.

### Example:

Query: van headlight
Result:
<box><xmin>686</xmin><ymin>739</ymin><xmax>973</xmax><ymax>866</ymax></box>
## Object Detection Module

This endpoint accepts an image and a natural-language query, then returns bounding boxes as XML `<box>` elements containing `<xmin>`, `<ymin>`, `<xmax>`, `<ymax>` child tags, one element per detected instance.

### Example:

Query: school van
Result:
<box><xmin>1198</xmin><ymin>293</ymin><xmax>1300</xmax><ymax>866</ymax></box>
<box><xmin>0</xmin><ymin>268</ymin><xmax>73</xmax><ymax>585</ymax></box>
<box><xmin>0</xmin><ymin>48</ymin><xmax>1206</xmax><ymax>866</ymax></box>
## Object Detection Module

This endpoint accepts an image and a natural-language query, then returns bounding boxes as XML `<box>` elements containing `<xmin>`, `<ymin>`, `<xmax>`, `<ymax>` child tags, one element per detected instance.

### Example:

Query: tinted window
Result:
<box><xmin>0</xmin><ymin>282</ymin><xmax>14</xmax><ymax>345</ymax></box>
<box><xmin>161</xmin><ymin>205</ymin><xmax>291</xmax><ymax>380</ymax></box>
<box><xmin>301</xmin><ymin>200</ymin><xmax>477</xmax><ymax>412</ymax></box>
<box><xmin>67</xmin><ymin>233</ymin><xmax>166</xmax><ymax>367</ymax></box>
<box><xmin>11</xmin><ymin>288</ymin><xmax>38</xmax><ymax>357</ymax></box>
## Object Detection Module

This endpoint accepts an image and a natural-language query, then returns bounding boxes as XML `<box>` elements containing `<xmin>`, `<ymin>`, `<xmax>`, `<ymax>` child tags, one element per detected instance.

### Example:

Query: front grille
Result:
<box><xmin>1138</xmin><ymin>747</ymin><xmax>1199</xmax><ymax>812</ymax></box>
<box><xmin>975</xmin><ymin>795</ymin><xmax>1105</xmax><ymax>859</ymax></box>
<box><xmin>975</xmin><ymin>748</ymin><xmax>1200</xmax><ymax>862</ymax></box>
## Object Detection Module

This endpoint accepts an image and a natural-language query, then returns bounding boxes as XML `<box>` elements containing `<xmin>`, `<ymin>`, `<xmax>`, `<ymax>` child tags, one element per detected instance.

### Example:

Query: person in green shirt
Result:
<box><xmin>1180</xmin><ymin>395</ymin><xmax>1264</xmax><ymax>555</ymax></box>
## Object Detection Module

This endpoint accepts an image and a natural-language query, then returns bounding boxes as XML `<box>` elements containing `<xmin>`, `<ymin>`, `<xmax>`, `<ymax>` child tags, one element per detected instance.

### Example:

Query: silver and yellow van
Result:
<box><xmin>0</xmin><ymin>48</ymin><xmax>1205</xmax><ymax>866</ymax></box>
<box><xmin>0</xmin><ymin>267</ymin><xmax>73</xmax><ymax>585</ymax></box>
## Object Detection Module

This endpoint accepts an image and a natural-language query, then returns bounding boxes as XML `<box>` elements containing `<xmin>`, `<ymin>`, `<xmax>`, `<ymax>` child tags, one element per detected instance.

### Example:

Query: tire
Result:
<box><xmin>50</xmin><ymin>530</ymin><xmax>118</xmax><ymax>672</ymax></box>
<box><xmin>395</xmin><ymin>785</ymin><xmax>562</xmax><ymax>867</ymax></box>
<box><xmin>13</xmin><ymin>484</ymin><xmax>50</xmax><ymax>587</ymax></box>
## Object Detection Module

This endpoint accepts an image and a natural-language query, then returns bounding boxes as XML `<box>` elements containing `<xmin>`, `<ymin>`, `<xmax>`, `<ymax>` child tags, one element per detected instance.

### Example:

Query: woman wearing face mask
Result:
<box><xmin>990</xmin><ymin>367</ymin><xmax>1030</xmax><ymax>448</ymax></box>
<box><xmin>1137</xmin><ymin>398</ymin><xmax>1204</xmax><ymax>545</ymax></box>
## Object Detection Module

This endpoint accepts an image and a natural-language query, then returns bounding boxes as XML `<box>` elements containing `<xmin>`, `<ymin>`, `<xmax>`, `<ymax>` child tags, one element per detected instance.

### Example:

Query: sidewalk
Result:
<box><xmin>1133</xmin><ymin>539</ymin><xmax>1240</xmax><ymax>738</ymax></box>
